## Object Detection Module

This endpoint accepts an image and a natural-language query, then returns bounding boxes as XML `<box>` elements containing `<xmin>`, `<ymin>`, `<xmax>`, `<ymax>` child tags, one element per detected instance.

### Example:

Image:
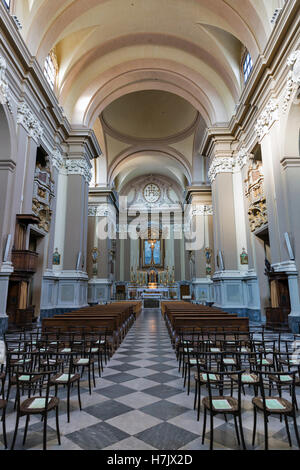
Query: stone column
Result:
<box><xmin>254</xmin><ymin>63</ymin><xmax>300</xmax><ymax>330</ymax></box>
<box><xmin>208</xmin><ymin>143</ymin><xmax>260</xmax><ymax>318</ymax></box>
<box><xmin>185</xmin><ymin>187</ymin><xmax>214</xmax><ymax>303</ymax></box>
<box><xmin>40</xmin><ymin>148</ymin><xmax>64</xmax><ymax>318</ymax></box>
<box><xmin>87</xmin><ymin>189</ymin><xmax>117</xmax><ymax>303</ymax></box>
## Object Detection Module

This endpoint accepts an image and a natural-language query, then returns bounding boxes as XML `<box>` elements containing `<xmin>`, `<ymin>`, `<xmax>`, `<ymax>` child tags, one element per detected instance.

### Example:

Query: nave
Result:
<box><xmin>1</xmin><ymin>309</ymin><xmax>299</xmax><ymax>451</ymax></box>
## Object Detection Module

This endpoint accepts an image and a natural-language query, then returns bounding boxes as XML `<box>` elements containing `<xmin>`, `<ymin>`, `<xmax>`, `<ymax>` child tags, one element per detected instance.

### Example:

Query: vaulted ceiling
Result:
<box><xmin>14</xmin><ymin>0</ymin><xmax>283</xmax><ymax>189</ymax></box>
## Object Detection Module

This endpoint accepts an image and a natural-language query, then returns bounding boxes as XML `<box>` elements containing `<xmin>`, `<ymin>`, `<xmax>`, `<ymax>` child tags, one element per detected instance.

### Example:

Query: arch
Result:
<box><xmin>0</xmin><ymin>104</ymin><xmax>17</xmax><ymax>164</ymax></box>
<box><xmin>71</xmin><ymin>63</ymin><xmax>225</xmax><ymax>128</ymax></box>
<box><xmin>108</xmin><ymin>148</ymin><xmax>192</xmax><ymax>189</ymax></box>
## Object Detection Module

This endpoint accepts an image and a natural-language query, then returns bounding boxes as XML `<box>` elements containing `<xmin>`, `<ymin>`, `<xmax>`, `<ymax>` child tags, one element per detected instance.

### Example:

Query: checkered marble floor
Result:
<box><xmin>3</xmin><ymin>309</ymin><xmax>300</xmax><ymax>450</ymax></box>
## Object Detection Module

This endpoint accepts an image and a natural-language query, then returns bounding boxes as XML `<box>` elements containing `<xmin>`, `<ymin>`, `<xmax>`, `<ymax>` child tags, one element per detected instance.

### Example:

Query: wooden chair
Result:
<box><xmin>201</xmin><ymin>369</ymin><xmax>246</xmax><ymax>450</ymax></box>
<box><xmin>252</xmin><ymin>370</ymin><xmax>300</xmax><ymax>450</ymax></box>
<box><xmin>50</xmin><ymin>353</ymin><xmax>82</xmax><ymax>423</ymax></box>
<box><xmin>11</xmin><ymin>370</ymin><xmax>61</xmax><ymax>450</ymax></box>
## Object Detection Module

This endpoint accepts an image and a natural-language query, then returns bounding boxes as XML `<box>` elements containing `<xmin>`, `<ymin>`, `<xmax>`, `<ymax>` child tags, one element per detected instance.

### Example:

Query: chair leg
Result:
<box><xmin>77</xmin><ymin>380</ymin><xmax>82</xmax><ymax>410</ymax></box>
<box><xmin>234</xmin><ymin>416</ymin><xmax>240</xmax><ymax>446</ymax></box>
<box><xmin>43</xmin><ymin>413</ymin><xmax>48</xmax><ymax>451</ymax></box>
<box><xmin>210</xmin><ymin>413</ymin><xmax>214</xmax><ymax>451</ymax></box>
<box><xmin>263</xmin><ymin>413</ymin><xmax>268</xmax><ymax>451</ymax></box>
<box><xmin>292</xmin><ymin>411</ymin><xmax>300</xmax><ymax>449</ymax></box>
<box><xmin>202</xmin><ymin>407</ymin><xmax>207</xmax><ymax>445</ymax></box>
<box><xmin>252</xmin><ymin>406</ymin><xmax>257</xmax><ymax>446</ymax></box>
<box><xmin>56</xmin><ymin>406</ymin><xmax>61</xmax><ymax>446</ymax></box>
<box><xmin>193</xmin><ymin>382</ymin><xmax>197</xmax><ymax>410</ymax></box>
<box><xmin>2</xmin><ymin>407</ymin><xmax>7</xmax><ymax>449</ymax></box>
<box><xmin>92</xmin><ymin>363</ymin><xmax>96</xmax><ymax>388</ymax></box>
<box><xmin>11</xmin><ymin>411</ymin><xmax>20</xmax><ymax>450</ymax></box>
<box><xmin>67</xmin><ymin>385</ymin><xmax>71</xmax><ymax>423</ymax></box>
<box><xmin>197</xmin><ymin>386</ymin><xmax>201</xmax><ymax>422</ymax></box>
<box><xmin>238</xmin><ymin>414</ymin><xmax>246</xmax><ymax>450</ymax></box>
<box><xmin>88</xmin><ymin>366</ymin><xmax>91</xmax><ymax>395</ymax></box>
<box><xmin>23</xmin><ymin>415</ymin><xmax>30</xmax><ymax>446</ymax></box>
<box><xmin>187</xmin><ymin>366</ymin><xmax>191</xmax><ymax>395</ymax></box>
<box><xmin>284</xmin><ymin>415</ymin><xmax>292</xmax><ymax>447</ymax></box>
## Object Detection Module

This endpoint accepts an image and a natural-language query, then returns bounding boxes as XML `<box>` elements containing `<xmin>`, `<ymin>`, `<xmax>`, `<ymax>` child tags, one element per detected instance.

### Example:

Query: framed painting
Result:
<box><xmin>140</xmin><ymin>239</ymin><xmax>164</xmax><ymax>268</ymax></box>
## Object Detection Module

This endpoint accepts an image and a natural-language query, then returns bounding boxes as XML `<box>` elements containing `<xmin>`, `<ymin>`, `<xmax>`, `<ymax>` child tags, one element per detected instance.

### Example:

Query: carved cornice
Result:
<box><xmin>65</xmin><ymin>158</ymin><xmax>92</xmax><ymax>183</ymax></box>
<box><xmin>282</xmin><ymin>49</ymin><xmax>300</xmax><ymax>113</ymax></box>
<box><xmin>17</xmin><ymin>102</ymin><xmax>44</xmax><ymax>142</ymax></box>
<box><xmin>51</xmin><ymin>148</ymin><xmax>64</xmax><ymax>171</ymax></box>
<box><xmin>208</xmin><ymin>157</ymin><xmax>234</xmax><ymax>183</ymax></box>
<box><xmin>255</xmin><ymin>99</ymin><xmax>279</xmax><ymax>140</ymax></box>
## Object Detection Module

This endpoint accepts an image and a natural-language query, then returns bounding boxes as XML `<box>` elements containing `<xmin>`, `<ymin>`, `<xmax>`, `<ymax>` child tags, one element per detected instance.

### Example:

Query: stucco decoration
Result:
<box><xmin>17</xmin><ymin>102</ymin><xmax>44</xmax><ymax>142</ymax></box>
<box><xmin>208</xmin><ymin>157</ymin><xmax>234</xmax><ymax>183</ymax></box>
<box><xmin>65</xmin><ymin>159</ymin><xmax>92</xmax><ymax>183</ymax></box>
<box><xmin>282</xmin><ymin>50</ymin><xmax>300</xmax><ymax>113</ymax></box>
<box><xmin>254</xmin><ymin>99</ymin><xmax>279</xmax><ymax>140</ymax></box>
<box><xmin>0</xmin><ymin>55</ymin><xmax>10</xmax><ymax>108</ymax></box>
<box><xmin>51</xmin><ymin>148</ymin><xmax>64</xmax><ymax>171</ymax></box>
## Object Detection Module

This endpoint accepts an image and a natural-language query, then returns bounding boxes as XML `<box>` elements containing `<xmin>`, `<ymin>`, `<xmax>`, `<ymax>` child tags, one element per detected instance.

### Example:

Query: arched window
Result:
<box><xmin>242</xmin><ymin>51</ymin><xmax>253</xmax><ymax>83</ymax></box>
<box><xmin>44</xmin><ymin>50</ymin><xmax>58</xmax><ymax>90</ymax></box>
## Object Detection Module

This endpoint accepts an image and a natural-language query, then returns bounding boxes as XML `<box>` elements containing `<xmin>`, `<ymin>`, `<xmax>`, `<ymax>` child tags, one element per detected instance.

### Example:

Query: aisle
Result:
<box><xmin>4</xmin><ymin>309</ymin><xmax>295</xmax><ymax>450</ymax></box>
<box><xmin>61</xmin><ymin>308</ymin><xmax>202</xmax><ymax>450</ymax></box>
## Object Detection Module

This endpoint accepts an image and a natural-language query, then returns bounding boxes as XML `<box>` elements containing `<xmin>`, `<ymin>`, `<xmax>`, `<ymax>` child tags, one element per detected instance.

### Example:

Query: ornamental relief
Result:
<box><xmin>32</xmin><ymin>164</ymin><xmax>55</xmax><ymax>233</ymax></box>
<box><xmin>245</xmin><ymin>161</ymin><xmax>268</xmax><ymax>232</ymax></box>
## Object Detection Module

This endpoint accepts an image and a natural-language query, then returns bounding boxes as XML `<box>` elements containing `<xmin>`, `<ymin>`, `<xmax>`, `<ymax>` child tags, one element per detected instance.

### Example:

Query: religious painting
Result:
<box><xmin>140</xmin><ymin>239</ymin><xmax>164</xmax><ymax>268</ymax></box>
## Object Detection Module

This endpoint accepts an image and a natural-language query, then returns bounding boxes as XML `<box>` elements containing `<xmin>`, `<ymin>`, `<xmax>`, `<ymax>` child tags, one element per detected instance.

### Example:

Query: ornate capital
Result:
<box><xmin>208</xmin><ymin>157</ymin><xmax>234</xmax><ymax>183</ymax></box>
<box><xmin>283</xmin><ymin>50</ymin><xmax>300</xmax><ymax>113</ymax></box>
<box><xmin>235</xmin><ymin>147</ymin><xmax>249</xmax><ymax>171</ymax></box>
<box><xmin>17</xmin><ymin>102</ymin><xmax>44</xmax><ymax>142</ymax></box>
<box><xmin>51</xmin><ymin>148</ymin><xmax>64</xmax><ymax>171</ymax></box>
<box><xmin>255</xmin><ymin>99</ymin><xmax>279</xmax><ymax>140</ymax></box>
<box><xmin>65</xmin><ymin>158</ymin><xmax>92</xmax><ymax>183</ymax></box>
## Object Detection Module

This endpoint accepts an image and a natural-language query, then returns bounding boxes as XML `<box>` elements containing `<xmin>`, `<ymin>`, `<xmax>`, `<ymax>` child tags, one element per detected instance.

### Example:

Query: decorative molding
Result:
<box><xmin>65</xmin><ymin>159</ymin><xmax>92</xmax><ymax>183</ymax></box>
<box><xmin>235</xmin><ymin>147</ymin><xmax>249</xmax><ymax>171</ymax></box>
<box><xmin>88</xmin><ymin>205</ymin><xmax>109</xmax><ymax>217</ymax></box>
<box><xmin>0</xmin><ymin>55</ymin><xmax>11</xmax><ymax>111</ymax></box>
<box><xmin>254</xmin><ymin>99</ymin><xmax>279</xmax><ymax>140</ymax></box>
<box><xmin>272</xmin><ymin>260</ymin><xmax>298</xmax><ymax>274</ymax></box>
<box><xmin>191</xmin><ymin>205</ymin><xmax>213</xmax><ymax>216</ymax></box>
<box><xmin>282</xmin><ymin>50</ymin><xmax>300</xmax><ymax>113</ymax></box>
<box><xmin>208</xmin><ymin>157</ymin><xmax>234</xmax><ymax>183</ymax></box>
<box><xmin>17</xmin><ymin>102</ymin><xmax>44</xmax><ymax>142</ymax></box>
<box><xmin>51</xmin><ymin>148</ymin><xmax>64</xmax><ymax>171</ymax></box>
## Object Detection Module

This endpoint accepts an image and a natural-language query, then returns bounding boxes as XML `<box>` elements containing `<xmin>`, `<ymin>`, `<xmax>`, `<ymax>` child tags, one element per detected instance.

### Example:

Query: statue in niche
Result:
<box><xmin>91</xmin><ymin>248</ymin><xmax>99</xmax><ymax>264</ymax></box>
<box><xmin>53</xmin><ymin>248</ymin><xmax>61</xmax><ymax>266</ymax></box>
<box><xmin>205</xmin><ymin>248</ymin><xmax>212</xmax><ymax>264</ymax></box>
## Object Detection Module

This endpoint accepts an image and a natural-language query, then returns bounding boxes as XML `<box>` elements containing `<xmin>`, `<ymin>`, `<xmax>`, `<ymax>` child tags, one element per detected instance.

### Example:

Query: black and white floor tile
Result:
<box><xmin>3</xmin><ymin>309</ymin><xmax>300</xmax><ymax>450</ymax></box>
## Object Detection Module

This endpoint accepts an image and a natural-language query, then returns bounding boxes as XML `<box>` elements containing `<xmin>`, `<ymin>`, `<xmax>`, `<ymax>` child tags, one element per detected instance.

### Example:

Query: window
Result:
<box><xmin>2</xmin><ymin>0</ymin><xmax>10</xmax><ymax>9</ymax></box>
<box><xmin>243</xmin><ymin>51</ymin><xmax>253</xmax><ymax>83</ymax></box>
<box><xmin>44</xmin><ymin>51</ymin><xmax>58</xmax><ymax>89</ymax></box>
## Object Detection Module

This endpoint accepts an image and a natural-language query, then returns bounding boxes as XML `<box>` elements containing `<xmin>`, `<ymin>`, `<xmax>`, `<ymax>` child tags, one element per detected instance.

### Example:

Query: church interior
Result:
<box><xmin>0</xmin><ymin>0</ymin><xmax>300</xmax><ymax>452</ymax></box>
